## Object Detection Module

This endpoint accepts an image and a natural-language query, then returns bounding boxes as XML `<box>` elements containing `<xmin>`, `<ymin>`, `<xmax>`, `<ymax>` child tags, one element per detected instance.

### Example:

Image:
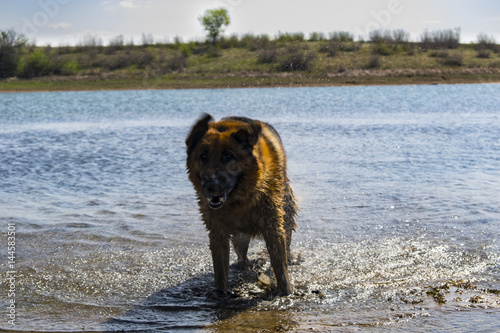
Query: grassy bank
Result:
<box><xmin>2</xmin><ymin>37</ymin><xmax>500</xmax><ymax>92</ymax></box>
<box><xmin>2</xmin><ymin>68</ymin><xmax>500</xmax><ymax>92</ymax></box>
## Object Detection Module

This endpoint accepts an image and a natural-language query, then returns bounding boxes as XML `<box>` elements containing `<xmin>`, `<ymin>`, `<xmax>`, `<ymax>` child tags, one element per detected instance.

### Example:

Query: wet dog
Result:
<box><xmin>186</xmin><ymin>114</ymin><xmax>297</xmax><ymax>295</ymax></box>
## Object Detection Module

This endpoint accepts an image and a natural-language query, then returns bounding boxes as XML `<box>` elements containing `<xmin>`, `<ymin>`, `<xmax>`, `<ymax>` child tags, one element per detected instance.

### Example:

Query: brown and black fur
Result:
<box><xmin>186</xmin><ymin>113</ymin><xmax>297</xmax><ymax>295</ymax></box>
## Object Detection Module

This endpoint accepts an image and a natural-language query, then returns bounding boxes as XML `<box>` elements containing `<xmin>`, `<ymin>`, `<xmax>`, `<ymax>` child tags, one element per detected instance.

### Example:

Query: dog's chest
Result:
<box><xmin>215</xmin><ymin>207</ymin><xmax>268</xmax><ymax>235</ymax></box>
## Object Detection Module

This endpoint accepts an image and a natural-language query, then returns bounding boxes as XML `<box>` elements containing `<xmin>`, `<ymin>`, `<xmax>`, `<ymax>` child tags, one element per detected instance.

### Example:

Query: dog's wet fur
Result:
<box><xmin>186</xmin><ymin>114</ymin><xmax>297</xmax><ymax>295</ymax></box>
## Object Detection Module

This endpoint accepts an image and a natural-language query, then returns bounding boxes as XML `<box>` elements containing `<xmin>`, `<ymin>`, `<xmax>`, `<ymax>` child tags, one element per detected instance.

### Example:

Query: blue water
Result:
<box><xmin>1</xmin><ymin>84</ymin><xmax>499</xmax><ymax>332</ymax></box>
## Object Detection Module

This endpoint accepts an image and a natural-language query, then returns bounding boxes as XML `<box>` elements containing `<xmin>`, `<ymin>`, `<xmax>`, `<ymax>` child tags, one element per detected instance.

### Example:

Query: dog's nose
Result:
<box><xmin>202</xmin><ymin>174</ymin><xmax>220</xmax><ymax>196</ymax></box>
<box><xmin>206</xmin><ymin>181</ymin><xmax>220</xmax><ymax>196</ymax></box>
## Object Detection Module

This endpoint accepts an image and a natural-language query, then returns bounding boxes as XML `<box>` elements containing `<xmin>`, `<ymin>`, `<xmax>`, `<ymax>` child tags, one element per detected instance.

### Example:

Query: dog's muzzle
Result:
<box><xmin>201</xmin><ymin>173</ymin><xmax>233</xmax><ymax>209</ymax></box>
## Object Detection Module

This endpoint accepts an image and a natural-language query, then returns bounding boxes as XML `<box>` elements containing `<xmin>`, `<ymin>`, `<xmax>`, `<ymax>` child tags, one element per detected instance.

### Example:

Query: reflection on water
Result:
<box><xmin>0</xmin><ymin>84</ymin><xmax>499</xmax><ymax>332</ymax></box>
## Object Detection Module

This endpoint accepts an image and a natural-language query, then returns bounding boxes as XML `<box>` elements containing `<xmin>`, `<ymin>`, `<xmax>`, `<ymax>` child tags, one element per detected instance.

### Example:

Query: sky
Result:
<box><xmin>1</xmin><ymin>0</ymin><xmax>499</xmax><ymax>46</ymax></box>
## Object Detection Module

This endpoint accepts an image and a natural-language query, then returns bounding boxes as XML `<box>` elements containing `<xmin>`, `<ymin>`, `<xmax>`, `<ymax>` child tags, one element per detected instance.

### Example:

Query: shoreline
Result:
<box><xmin>1</xmin><ymin>69</ymin><xmax>500</xmax><ymax>93</ymax></box>
<box><xmin>2</xmin><ymin>35</ymin><xmax>500</xmax><ymax>93</ymax></box>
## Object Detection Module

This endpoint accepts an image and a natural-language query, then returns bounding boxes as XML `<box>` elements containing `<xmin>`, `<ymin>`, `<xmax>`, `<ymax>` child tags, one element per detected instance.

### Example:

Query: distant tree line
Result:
<box><xmin>0</xmin><ymin>27</ymin><xmax>498</xmax><ymax>79</ymax></box>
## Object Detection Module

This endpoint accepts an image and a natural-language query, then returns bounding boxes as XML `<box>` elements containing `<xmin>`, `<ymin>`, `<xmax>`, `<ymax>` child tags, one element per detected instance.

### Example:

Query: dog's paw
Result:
<box><xmin>206</xmin><ymin>288</ymin><xmax>231</xmax><ymax>299</ymax></box>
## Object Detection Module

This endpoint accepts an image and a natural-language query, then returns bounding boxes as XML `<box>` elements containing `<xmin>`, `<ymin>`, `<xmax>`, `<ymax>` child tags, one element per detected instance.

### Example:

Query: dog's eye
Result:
<box><xmin>199</xmin><ymin>152</ymin><xmax>208</xmax><ymax>163</ymax></box>
<box><xmin>221</xmin><ymin>151</ymin><xmax>235</xmax><ymax>163</ymax></box>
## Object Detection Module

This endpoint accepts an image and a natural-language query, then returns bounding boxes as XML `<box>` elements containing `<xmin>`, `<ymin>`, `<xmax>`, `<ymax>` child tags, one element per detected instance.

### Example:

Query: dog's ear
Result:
<box><xmin>186</xmin><ymin>113</ymin><xmax>213</xmax><ymax>155</ymax></box>
<box><xmin>232</xmin><ymin>121</ymin><xmax>262</xmax><ymax>152</ymax></box>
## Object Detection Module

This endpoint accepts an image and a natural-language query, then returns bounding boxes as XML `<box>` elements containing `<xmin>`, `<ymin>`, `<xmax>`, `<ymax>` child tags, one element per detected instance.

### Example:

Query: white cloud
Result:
<box><xmin>119</xmin><ymin>0</ymin><xmax>153</xmax><ymax>9</ymax></box>
<box><xmin>49</xmin><ymin>22</ymin><xmax>72</xmax><ymax>29</ymax></box>
<box><xmin>119</xmin><ymin>0</ymin><xmax>138</xmax><ymax>8</ymax></box>
<box><xmin>101</xmin><ymin>1</ymin><xmax>114</xmax><ymax>10</ymax></box>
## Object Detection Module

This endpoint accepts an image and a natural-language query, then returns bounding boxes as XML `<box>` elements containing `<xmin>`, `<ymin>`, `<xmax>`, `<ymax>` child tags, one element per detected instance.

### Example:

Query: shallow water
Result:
<box><xmin>1</xmin><ymin>84</ymin><xmax>499</xmax><ymax>332</ymax></box>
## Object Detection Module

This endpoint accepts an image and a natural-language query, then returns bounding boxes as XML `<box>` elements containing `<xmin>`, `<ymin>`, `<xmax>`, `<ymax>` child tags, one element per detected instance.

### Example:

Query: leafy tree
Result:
<box><xmin>199</xmin><ymin>8</ymin><xmax>230</xmax><ymax>45</ymax></box>
<box><xmin>0</xmin><ymin>30</ymin><xmax>27</xmax><ymax>78</ymax></box>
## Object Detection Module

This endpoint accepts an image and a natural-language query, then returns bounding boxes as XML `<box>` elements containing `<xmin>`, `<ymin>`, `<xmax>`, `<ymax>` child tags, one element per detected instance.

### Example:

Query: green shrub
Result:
<box><xmin>219</xmin><ymin>34</ymin><xmax>240</xmax><ymax>49</ymax></box>
<box><xmin>320</xmin><ymin>41</ymin><xmax>361</xmax><ymax>57</ymax></box>
<box><xmin>476</xmin><ymin>49</ymin><xmax>492</xmax><ymax>59</ymax></box>
<box><xmin>319</xmin><ymin>42</ymin><xmax>338</xmax><ymax>57</ymax></box>
<box><xmin>276</xmin><ymin>32</ymin><xmax>305</xmax><ymax>43</ymax></box>
<box><xmin>180</xmin><ymin>41</ymin><xmax>203</xmax><ymax>55</ymax></box>
<box><xmin>329</xmin><ymin>31</ymin><xmax>354</xmax><ymax>42</ymax></box>
<box><xmin>164</xmin><ymin>51</ymin><xmax>187</xmax><ymax>72</ymax></box>
<box><xmin>365</xmin><ymin>55</ymin><xmax>381</xmax><ymax>69</ymax></box>
<box><xmin>76</xmin><ymin>53</ymin><xmax>91</xmax><ymax>69</ymax></box>
<box><xmin>74</xmin><ymin>48</ymin><xmax>155</xmax><ymax>71</ymax></box>
<box><xmin>309</xmin><ymin>32</ymin><xmax>326</xmax><ymax>42</ymax></box>
<box><xmin>369</xmin><ymin>29</ymin><xmax>409</xmax><ymax>55</ymax></box>
<box><xmin>17</xmin><ymin>49</ymin><xmax>52</xmax><ymax>78</ymax></box>
<box><xmin>100</xmin><ymin>53</ymin><xmax>129</xmax><ymax>71</ymax></box>
<box><xmin>428</xmin><ymin>50</ymin><xmax>446</xmax><ymax>58</ymax></box>
<box><xmin>275</xmin><ymin>44</ymin><xmax>316</xmax><ymax>71</ymax></box>
<box><xmin>244</xmin><ymin>34</ymin><xmax>272</xmax><ymax>51</ymax></box>
<box><xmin>257</xmin><ymin>47</ymin><xmax>279</xmax><ymax>63</ymax></box>
<box><xmin>48</xmin><ymin>54</ymin><xmax>74</xmax><ymax>75</ymax></box>
<box><xmin>59</xmin><ymin>60</ymin><xmax>80</xmax><ymax>75</ymax></box>
<box><xmin>177</xmin><ymin>44</ymin><xmax>192</xmax><ymax>57</ymax></box>
<box><xmin>178</xmin><ymin>41</ymin><xmax>218</xmax><ymax>56</ymax></box>
<box><xmin>437</xmin><ymin>51</ymin><xmax>464</xmax><ymax>66</ymax></box>
<box><xmin>371</xmin><ymin>42</ymin><xmax>397</xmax><ymax>55</ymax></box>
<box><xmin>338</xmin><ymin>42</ymin><xmax>362</xmax><ymax>52</ymax></box>
<box><xmin>405</xmin><ymin>44</ymin><xmax>417</xmax><ymax>55</ymax></box>
<box><xmin>146</xmin><ymin>50</ymin><xmax>186</xmax><ymax>76</ymax></box>
<box><xmin>429</xmin><ymin>50</ymin><xmax>464</xmax><ymax>66</ymax></box>
<box><xmin>128</xmin><ymin>49</ymin><xmax>154</xmax><ymax>68</ymax></box>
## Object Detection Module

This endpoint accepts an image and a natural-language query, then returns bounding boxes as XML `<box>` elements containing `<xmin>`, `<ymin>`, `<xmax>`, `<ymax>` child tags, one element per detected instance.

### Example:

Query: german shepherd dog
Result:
<box><xmin>186</xmin><ymin>114</ymin><xmax>297</xmax><ymax>295</ymax></box>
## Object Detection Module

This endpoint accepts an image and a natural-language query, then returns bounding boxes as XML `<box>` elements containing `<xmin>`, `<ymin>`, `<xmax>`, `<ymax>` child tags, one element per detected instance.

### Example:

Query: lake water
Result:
<box><xmin>1</xmin><ymin>84</ymin><xmax>499</xmax><ymax>332</ymax></box>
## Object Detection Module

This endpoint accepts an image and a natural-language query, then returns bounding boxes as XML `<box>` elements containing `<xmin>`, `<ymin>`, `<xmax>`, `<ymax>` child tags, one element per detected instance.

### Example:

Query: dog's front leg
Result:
<box><xmin>263</xmin><ymin>227</ymin><xmax>293</xmax><ymax>296</ymax></box>
<box><xmin>209</xmin><ymin>229</ymin><xmax>230</xmax><ymax>293</ymax></box>
<box><xmin>231</xmin><ymin>232</ymin><xmax>251</xmax><ymax>268</ymax></box>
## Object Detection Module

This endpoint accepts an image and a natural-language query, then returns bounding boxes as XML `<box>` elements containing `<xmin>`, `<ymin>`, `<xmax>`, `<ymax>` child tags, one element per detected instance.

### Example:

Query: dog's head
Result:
<box><xmin>186</xmin><ymin>113</ymin><xmax>262</xmax><ymax>209</ymax></box>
